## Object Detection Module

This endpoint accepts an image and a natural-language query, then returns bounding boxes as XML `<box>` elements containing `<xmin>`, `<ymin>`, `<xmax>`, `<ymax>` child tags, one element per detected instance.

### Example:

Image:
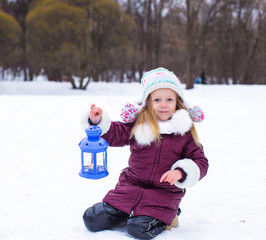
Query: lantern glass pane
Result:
<box><xmin>96</xmin><ymin>152</ymin><xmax>106</xmax><ymax>173</ymax></box>
<box><xmin>83</xmin><ymin>152</ymin><xmax>94</xmax><ymax>172</ymax></box>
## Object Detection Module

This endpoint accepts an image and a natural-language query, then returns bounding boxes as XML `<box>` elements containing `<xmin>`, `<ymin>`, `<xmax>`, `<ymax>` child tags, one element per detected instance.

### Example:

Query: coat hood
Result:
<box><xmin>134</xmin><ymin>109</ymin><xmax>192</xmax><ymax>145</ymax></box>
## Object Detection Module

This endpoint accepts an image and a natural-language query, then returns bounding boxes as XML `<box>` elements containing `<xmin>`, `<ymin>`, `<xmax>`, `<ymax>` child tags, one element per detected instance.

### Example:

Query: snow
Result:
<box><xmin>0</xmin><ymin>79</ymin><xmax>266</xmax><ymax>240</ymax></box>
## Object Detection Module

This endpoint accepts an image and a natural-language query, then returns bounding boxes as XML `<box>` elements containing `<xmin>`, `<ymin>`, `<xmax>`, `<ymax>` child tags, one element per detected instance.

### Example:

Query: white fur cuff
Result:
<box><xmin>80</xmin><ymin>110</ymin><xmax>91</xmax><ymax>130</ymax></box>
<box><xmin>97</xmin><ymin>111</ymin><xmax>111</xmax><ymax>135</ymax></box>
<box><xmin>171</xmin><ymin>159</ymin><xmax>200</xmax><ymax>188</ymax></box>
<box><xmin>80</xmin><ymin>109</ymin><xmax>111</xmax><ymax>135</ymax></box>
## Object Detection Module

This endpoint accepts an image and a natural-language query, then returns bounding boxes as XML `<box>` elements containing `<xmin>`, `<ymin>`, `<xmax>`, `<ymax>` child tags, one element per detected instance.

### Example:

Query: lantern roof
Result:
<box><xmin>85</xmin><ymin>125</ymin><xmax>102</xmax><ymax>139</ymax></box>
<box><xmin>79</xmin><ymin>125</ymin><xmax>109</xmax><ymax>153</ymax></box>
<box><xmin>79</xmin><ymin>137</ymin><xmax>108</xmax><ymax>152</ymax></box>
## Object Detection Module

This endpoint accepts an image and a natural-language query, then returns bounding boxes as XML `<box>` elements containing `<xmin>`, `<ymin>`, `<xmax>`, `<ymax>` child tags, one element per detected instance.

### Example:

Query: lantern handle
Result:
<box><xmin>93</xmin><ymin>115</ymin><xmax>99</xmax><ymax>125</ymax></box>
<box><xmin>89</xmin><ymin>115</ymin><xmax>99</xmax><ymax>126</ymax></box>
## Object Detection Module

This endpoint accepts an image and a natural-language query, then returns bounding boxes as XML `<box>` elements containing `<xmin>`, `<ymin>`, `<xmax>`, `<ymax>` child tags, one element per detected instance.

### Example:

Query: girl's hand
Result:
<box><xmin>160</xmin><ymin>170</ymin><xmax>183</xmax><ymax>185</ymax></box>
<box><xmin>90</xmin><ymin>104</ymin><xmax>103</xmax><ymax>124</ymax></box>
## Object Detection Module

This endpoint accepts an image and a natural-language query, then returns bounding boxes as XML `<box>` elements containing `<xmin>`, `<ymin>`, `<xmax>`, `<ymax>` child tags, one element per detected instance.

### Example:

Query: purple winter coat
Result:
<box><xmin>80</xmin><ymin>109</ymin><xmax>209</xmax><ymax>225</ymax></box>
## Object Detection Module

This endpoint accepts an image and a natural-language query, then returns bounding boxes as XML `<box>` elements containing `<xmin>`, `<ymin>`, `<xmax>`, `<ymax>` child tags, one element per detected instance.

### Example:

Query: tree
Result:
<box><xmin>208</xmin><ymin>0</ymin><xmax>265</xmax><ymax>84</ymax></box>
<box><xmin>2</xmin><ymin>0</ymin><xmax>34</xmax><ymax>81</ymax></box>
<box><xmin>26</xmin><ymin>1</ymin><xmax>92</xmax><ymax>89</ymax></box>
<box><xmin>160</xmin><ymin>5</ymin><xmax>187</xmax><ymax>79</ymax></box>
<box><xmin>241</xmin><ymin>0</ymin><xmax>264</xmax><ymax>84</ymax></box>
<box><xmin>121</xmin><ymin>0</ymin><xmax>172</xmax><ymax>80</ymax></box>
<box><xmin>0</xmin><ymin>11</ymin><xmax>22</xmax><ymax>74</ymax></box>
<box><xmin>61</xmin><ymin>0</ymin><xmax>137</xmax><ymax>82</ymax></box>
<box><xmin>100</xmin><ymin>10</ymin><xmax>137</xmax><ymax>82</ymax></box>
<box><xmin>86</xmin><ymin>0</ymin><xmax>136</xmax><ymax>82</ymax></box>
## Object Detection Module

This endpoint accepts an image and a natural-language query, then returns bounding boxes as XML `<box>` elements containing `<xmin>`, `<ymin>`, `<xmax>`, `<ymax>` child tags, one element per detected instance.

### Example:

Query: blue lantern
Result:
<box><xmin>79</xmin><ymin>125</ymin><xmax>109</xmax><ymax>179</ymax></box>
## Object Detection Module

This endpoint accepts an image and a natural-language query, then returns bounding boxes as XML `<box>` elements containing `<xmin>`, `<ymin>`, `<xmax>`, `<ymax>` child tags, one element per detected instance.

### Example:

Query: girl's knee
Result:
<box><xmin>83</xmin><ymin>202</ymin><xmax>105</xmax><ymax>232</ymax></box>
<box><xmin>126</xmin><ymin>216</ymin><xmax>166</xmax><ymax>239</ymax></box>
<box><xmin>83</xmin><ymin>202</ymin><xmax>129</xmax><ymax>232</ymax></box>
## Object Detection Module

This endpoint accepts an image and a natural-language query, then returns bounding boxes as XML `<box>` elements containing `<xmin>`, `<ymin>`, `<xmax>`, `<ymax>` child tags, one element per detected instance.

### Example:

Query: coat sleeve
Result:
<box><xmin>80</xmin><ymin>108</ymin><xmax>132</xmax><ymax>147</ymax></box>
<box><xmin>101</xmin><ymin>121</ymin><xmax>133</xmax><ymax>147</ymax></box>
<box><xmin>171</xmin><ymin>132</ymin><xmax>209</xmax><ymax>188</ymax></box>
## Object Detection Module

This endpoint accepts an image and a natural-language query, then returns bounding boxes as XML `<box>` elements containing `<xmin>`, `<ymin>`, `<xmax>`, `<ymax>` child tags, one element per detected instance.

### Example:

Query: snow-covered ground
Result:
<box><xmin>0</xmin><ymin>79</ymin><xmax>266</xmax><ymax>240</ymax></box>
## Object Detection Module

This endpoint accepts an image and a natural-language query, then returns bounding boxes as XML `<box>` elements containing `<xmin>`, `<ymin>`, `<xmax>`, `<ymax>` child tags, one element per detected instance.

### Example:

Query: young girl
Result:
<box><xmin>80</xmin><ymin>67</ymin><xmax>208</xmax><ymax>239</ymax></box>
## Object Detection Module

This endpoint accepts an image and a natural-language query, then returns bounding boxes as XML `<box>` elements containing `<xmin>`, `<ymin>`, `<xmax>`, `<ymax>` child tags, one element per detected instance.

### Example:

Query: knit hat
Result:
<box><xmin>120</xmin><ymin>67</ymin><xmax>205</xmax><ymax>123</ymax></box>
<box><xmin>141</xmin><ymin>68</ymin><xmax>184</xmax><ymax>103</ymax></box>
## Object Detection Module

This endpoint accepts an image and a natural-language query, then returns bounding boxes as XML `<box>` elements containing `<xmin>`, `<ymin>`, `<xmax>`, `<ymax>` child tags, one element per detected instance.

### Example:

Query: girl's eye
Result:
<box><xmin>167</xmin><ymin>98</ymin><xmax>174</xmax><ymax>101</ymax></box>
<box><xmin>154</xmin><ymin>99</ymin><xmax>160</xmax><ymax>102</ymax></box>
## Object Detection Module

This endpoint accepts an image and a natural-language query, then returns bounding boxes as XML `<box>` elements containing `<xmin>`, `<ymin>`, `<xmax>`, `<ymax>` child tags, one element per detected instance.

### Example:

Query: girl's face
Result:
<box><xmin>150</xmin><ymin>88</ymin><xmax>177</xmax><ymax>121</ymax></box>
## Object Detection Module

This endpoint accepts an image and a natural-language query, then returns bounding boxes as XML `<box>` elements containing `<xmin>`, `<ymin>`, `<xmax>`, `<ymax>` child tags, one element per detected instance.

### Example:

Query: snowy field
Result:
<box><xmin>0</xmin><ymin>79</ymin><xmax>266</xmax><ymax>240</ymax></box>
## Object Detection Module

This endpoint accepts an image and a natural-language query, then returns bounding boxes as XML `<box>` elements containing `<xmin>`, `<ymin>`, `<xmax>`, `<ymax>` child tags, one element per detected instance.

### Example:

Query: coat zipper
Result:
<box><xmin>150</xmin><ymin>139</ymin><xmax>163</xmax><ymax>183</ymax></box>
<box><xmin>129</xmin><ymin>210</ymin><xmax>134</xmax><ymax>217</ymax></box>
<box><xmin>130</xmin><ymin>188</ymin><xmax>144</xmax><ymax>217</ymax></box>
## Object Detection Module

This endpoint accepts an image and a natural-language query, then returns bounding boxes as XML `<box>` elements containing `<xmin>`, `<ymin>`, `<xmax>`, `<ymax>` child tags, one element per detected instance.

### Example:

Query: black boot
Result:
<box><xmin>126</xmin><ymin>215</ymin><xmax>166</xmax><ymax>239</ymax></box>
<box><xmin>83</xmin><ymin>202</ymin><xmax>129</xmax><ymax>232</ymax></box>
<box><xmin>177</xmin><ymin>207</ymin><xmax>182</xmax><ymax>216</ymax></box>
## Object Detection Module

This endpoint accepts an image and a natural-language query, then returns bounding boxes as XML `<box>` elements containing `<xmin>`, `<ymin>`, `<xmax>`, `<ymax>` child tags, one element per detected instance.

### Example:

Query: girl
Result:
<box><xmin>80</xmin><ymin>68</ymin><xmax>208</xmax><ymax>239</ymax></box>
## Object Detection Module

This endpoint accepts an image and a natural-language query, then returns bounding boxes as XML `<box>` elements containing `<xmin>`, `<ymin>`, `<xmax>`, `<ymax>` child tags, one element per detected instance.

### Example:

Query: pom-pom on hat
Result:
<box><xmin>188</xmin><ymin>106</ymin><xmax>205</xmax><ymax>123</ymax></box>
<box><xmin>120</xmin><ymin>103</ymin><xmax>139</xmax><ymax>123</ymax></box>
<box><xmin>141</xmin><ymin>67</ymin><xmax>184</xmax><ymax>104</ymax></box>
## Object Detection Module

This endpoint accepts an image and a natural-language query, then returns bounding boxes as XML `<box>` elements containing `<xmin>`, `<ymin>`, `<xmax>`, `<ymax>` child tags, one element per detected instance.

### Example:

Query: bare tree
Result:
<box><xmin>121</xmin><ymin>0</ymin><xmax>171</xmax><ymax>79</ymax></box>
<box><xmin>242</xmin><ymin>0</ymin><xmax>265</xmax><ymax>84</ymax></box>
<box><xmin>184</xmin><ymin>0</ymin><xmax>234</xmax><ymax>88</ymax></box>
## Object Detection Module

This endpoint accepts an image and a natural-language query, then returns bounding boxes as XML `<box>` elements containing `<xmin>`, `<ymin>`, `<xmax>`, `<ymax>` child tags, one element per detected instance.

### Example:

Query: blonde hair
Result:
<box><xmin>130</xmin><ymin>94</ymin><xmax>201</xmax><ymax>146</ymax></box>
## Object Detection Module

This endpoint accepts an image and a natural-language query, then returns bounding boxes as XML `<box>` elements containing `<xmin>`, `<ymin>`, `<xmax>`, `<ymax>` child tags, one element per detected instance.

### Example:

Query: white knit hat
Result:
<box><xmin>141</xmin><ymin>67</ymin><xmax>184</xmax><ymax>103</ymax></box>
<box><xmin>120</xmin><ymin>67</ymin><xmax>205</xmax><ymax>123</ymax></box>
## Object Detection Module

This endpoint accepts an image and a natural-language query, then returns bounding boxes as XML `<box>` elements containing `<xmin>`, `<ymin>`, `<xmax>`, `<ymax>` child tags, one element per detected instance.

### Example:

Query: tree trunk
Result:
<box><xmin>146</xmin><ymin>0</ymin><xmax>153</xmax><ymax>69</ymax></box>
<box><xmin>186</xmin><ymin>56</ymin><xmax>194</xmax><ymax>89</ymax></box>
<box><xmin>154</xmin><ymin>0</ymin><xmax>163</xmax><ymax>67</ymax></box>
<box><xmin>69</xmin><ymin>75</ymin><xmax>77</xmax><ymax>89</ymax></box>
<box><xmin>242</xmin><ymin>9</ymin><xmax>262</xmax><ymax>84</ymax></box>
<box><xmin>82</xmin><ymin>78</ymin><xmax>91</xmax><ymax>90</ymax></box>
<box><xmin>120</xmin><ymin>68</ymin><xmax>124</xmax><ymax>83</ymax></box>
<box><xmin>79</xmin><ymin>77</ymin><xmax>84</xmax><ymax>89</ymax></box>
<box><xmin>185</xmin><ymin>0</ymin><xmax>194</xmax><ymax>89</ymax></box>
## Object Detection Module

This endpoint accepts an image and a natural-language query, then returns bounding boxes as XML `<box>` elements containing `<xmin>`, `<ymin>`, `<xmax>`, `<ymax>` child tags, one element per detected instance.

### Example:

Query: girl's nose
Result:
<box><xmin>160</xmin><ymin>101</ymin><xmax>167</xmax><ymax>108</ymax></box>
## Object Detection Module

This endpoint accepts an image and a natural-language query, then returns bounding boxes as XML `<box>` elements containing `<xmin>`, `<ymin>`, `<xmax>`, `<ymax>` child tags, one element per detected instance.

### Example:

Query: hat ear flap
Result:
<box><xmin>188</xmin><ymin>106</ymin><xmax>205</xmax><ymax>123</ymax></box>
<box><xmin>120</xmin><ymin>103</ymin><xmax>139</xmax><ymax>123</ymax></box>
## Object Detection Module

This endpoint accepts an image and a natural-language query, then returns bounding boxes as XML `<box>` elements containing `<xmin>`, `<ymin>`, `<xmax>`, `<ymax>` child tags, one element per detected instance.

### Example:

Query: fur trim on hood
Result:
<box><xmin>134</xmin><ymin>109</ymin><xmax>192</xmax><ymax>145</ymax></box>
